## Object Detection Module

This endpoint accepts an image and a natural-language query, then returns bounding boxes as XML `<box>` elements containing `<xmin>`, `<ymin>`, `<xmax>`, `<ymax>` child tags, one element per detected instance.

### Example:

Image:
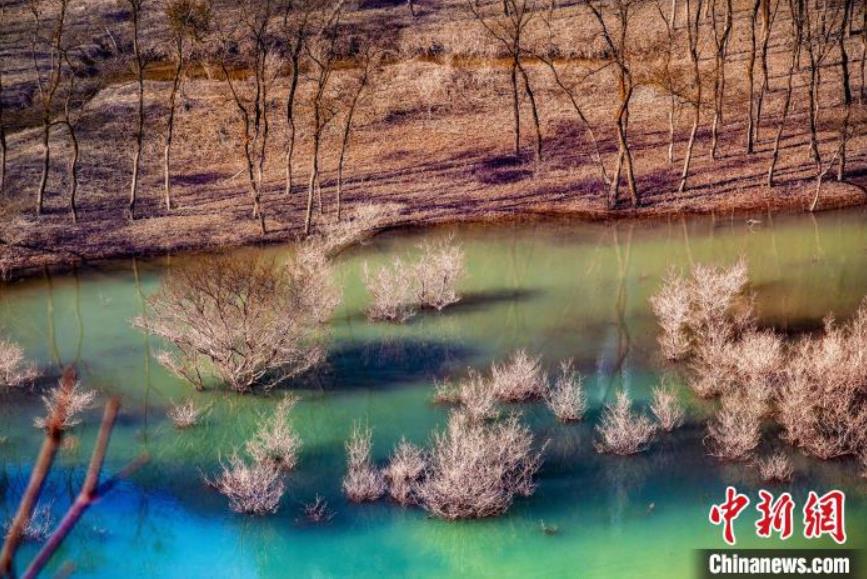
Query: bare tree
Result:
<box><xmin>677</xmin><ymin>0</ymin><xmax>704</xmax><ymax>193</ymax></box>
<box><xmin>336</xmin><ymin>43</ymin><xmax>378</xmax><ymax>220</ymax></box>
<box><xmin>836</xmin><ymin>0</ymin><xmax>854</xmax><ymax>181</ymax></box>
<box><xmin>744</xmin><ymin>0</ymin><xmax>761</xmax><ymax>153</ymax></box>
<box><xmin>282</xmin><ymin>2</ymin><xmax>315</xmax><ymax>197</ymax></box>
<box><xmin>653</xmin><ymin>0</ymin><xmax>680</xmax><ymax>164</ymax></box>
<box><xmin>28</xmin><ymin>0</ymin><xmax>71</xmax><ymax>216</ymax></box>
<box><xmin>58</xmin><ymin>50</ymin><xmax>80</xmax><ymax>222</ymax></box>
<box><xmin>468</xmin><ymin>0</ymin><xmax>543</xmax><ymax>162</ymax></box>
<box><xmin>802</xmin><ymin>0</ymin><xmax>843</xmax><ymax>210</ymax></box>
<box><xmin>0</xmin><ymin>4</ymin><xmax>7</xmax><ymax>196</ymax></box>
<box><xmin>587</xmin><ymin>0</ymin><xmax>639</xmax><ymax>208</ymax></box>
<box><xmin>767</xmin><ymin>0</ymin><xmax>802</xmax><ymax>187</ymax></box>
<box><xmin>753</xmin><ymin>0</ymin><xmax>777</xmax><ymax>142</ymax></box>
<box><xmin>709</xmin><ymin>0</ymin><xmax>732</xmax><ymax>159</ymax></box>
<box><xmin>127</xmin><ymin>0</ymin><xmax>145</xmax><ymax>221</ymax></box>
<box><xmin>163</xmin><ymin>0</ymin><xmax>210</xmax><ymax>211</ymax></box>
<box><xmin>537</xmin><ymin>53</ymin><xmax>610</xmax><ymax>189</ymax></box>
<box><xmin>212</xmin><ymin>1</ymin><xmax>281</xmax><ymax>234</ymax></box>
<box><xmin>860</xmin><ymin>1</ymin><xmax>866</xmax><ymax>104</ymax></box>
<box><xmin>303</xmin><ymin>6</ymin><xmax>343</xmax><ymax>235</ymax></box>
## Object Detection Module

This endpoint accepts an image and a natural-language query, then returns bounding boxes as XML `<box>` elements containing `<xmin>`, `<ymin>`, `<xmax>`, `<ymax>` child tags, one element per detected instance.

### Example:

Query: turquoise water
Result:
<box><xmin>1</xmin><ymin>209</ymin><xmax>867</xmax><ymax>577</ymax></box>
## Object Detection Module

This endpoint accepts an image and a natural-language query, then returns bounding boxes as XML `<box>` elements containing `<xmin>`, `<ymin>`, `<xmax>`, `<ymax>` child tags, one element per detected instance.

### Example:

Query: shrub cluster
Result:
<box><xmin>33</xmin><ymin>379</ymin><xmax>96</xmax><ymax>431</ymax></box>
<box><xmin>544</xmin><ymin>361</ymin><xmax>587</xmax><ymax>422</ymax></box>
<box><xmin>364</xmin><ymin>238</ymin><xmax>465</xmax><ymax>322</ymax></box>
<box><xmin>594</xmin><ymin>391</ymin><xmax>658</xmax><ymax>455</ymax></box>
<box><xmin>0</xmin><ymin>339</ymin><xmax>37</xmax><ymax>388</ymax></box>
<box><xmin>342</xmin><ymin>423</ymin><xmax>387</xmax><ymax>502</ymax></box>
<box><xmin>418</xmin><ymin>411</ymin><xmax>542</xmax><ymax>520</ymax></box>
<box><xmin>653</xmin><ymin>261</ymin><xmax>867</xmax><ymax>467</ymax></box>
<box><xmin>207</xmin><ymin>394</ymin><xmax>302</xmax><ymax>515</ymax></box>
<box><xmin>140</xmin><ymin>247</ymin><xmax>338</xmax><ymax>393</ymax></box>
<box><xmin>343</xmin><ymin>410</ymin><xmax>543</xmax><ymax>520</ymax></box>
<box><xmin>167</xmin><ymin>399</ymin><xmax>209</xmax><ymax>429</ymax></box>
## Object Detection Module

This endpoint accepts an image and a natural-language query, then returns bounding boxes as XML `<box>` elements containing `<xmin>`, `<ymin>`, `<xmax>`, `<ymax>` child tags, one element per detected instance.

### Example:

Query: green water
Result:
<box><xmin>2</xmin><ymin>209</ymin><xmax>867</xmax><ymax>578</ymax></box>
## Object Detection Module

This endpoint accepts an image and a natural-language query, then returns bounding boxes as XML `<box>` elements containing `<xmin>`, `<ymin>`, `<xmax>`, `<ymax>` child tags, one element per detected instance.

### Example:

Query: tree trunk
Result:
<box><xmin>163</xmin><ymin>43</ymin><xmax>183</xmax><ymax>211</ymax></box>
<box><xmin>767</xmin><ymin>15</ymin><xmax>798</xmax><ymax>188</ymax></box>
<box><xmin>837</xmin><ymin>0</ymin><xmax>853</xmax><ymax>181</ymax></box>
<box><xmin>128</xmin><ymin>3</ymin><xmax>144</xmax><ymax>221</ymax></box>
<box><xmin>305</xmin><ymin>132</ymin><xmax>320</xmax><ymax>235</ymax></box>
<box><xmin>0</xmin><ymin>76</ymin><xmax>5</xmax><ymax>196</ymax></box>
<box><xmin>517</xmin><ymin>62</ymin><xmax>542</xmax><ymax>163</ymax></box>
<box><xmin>36</xmin><ymin>122</ymin><xmax>50</xmax><ymax>216</ymax></box>
<box><xmin>65</xmin><ymin>121</ymin><xmax>79</xmax><ymax>223</ymax></box>
<box><xmin>745</xmin><ymin>0</ymin><xmax>761</xmax><ymax>153</ymax></box>
<box><xmin>510</xmin><ymin>54</ymin><xmax>521</xmax><ymax>158</ymax></box>
<box><xmin>284</xmin><ymin>36</ymin><xmax>303</xmax><ymax>197</ymax></box>
<box><xmin>754</xmin><ymin>0</ymin><xmax>772</xmax><ymax>141</ymax></box>
<box><xmin>678</xmin><ymin>0</ymin><xmax>703</xmax><ymax>193</ymax></box>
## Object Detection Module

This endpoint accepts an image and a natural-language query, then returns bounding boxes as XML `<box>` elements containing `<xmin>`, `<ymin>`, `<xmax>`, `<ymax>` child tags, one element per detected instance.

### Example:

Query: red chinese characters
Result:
<box><xmin>755</xmin><ymin>490</ymin><xmax>794</xmax><ymax>540</ymax></box>
<box><xmin>803</xmin><ymin>490</ymin><xmax>847</xmax><ymax>544</ymax></box>
<box><xmin>709</xmin><ymin>487</ymin><xmax>848</xmax><ymax>546</ymax></box>
<box><xmin>709</xmin><ymin>486</ymin><xmax>751</xmax><ymax>545</ymax></box>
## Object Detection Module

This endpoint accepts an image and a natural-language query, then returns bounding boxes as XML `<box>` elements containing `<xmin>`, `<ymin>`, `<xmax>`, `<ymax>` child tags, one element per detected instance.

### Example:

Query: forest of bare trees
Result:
<box><xmin>0</xmin><ymin>0</ymin><xmax>864</xmax><ymax>274</ymax></box>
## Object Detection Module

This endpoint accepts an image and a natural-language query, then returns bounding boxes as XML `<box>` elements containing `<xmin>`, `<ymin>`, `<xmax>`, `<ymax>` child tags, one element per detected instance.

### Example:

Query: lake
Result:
<box><xmin>1</xmin><ymin>208</ymin><xmax>866</xmax><ymax>578</ymax></box>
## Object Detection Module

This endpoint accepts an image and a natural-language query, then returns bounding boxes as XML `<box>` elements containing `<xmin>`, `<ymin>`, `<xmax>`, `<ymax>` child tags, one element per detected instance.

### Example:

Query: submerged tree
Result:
<box><xmin>137</xmin><ymin>251</ymin><xmax>338</xmax><ymax>392</ymax></box>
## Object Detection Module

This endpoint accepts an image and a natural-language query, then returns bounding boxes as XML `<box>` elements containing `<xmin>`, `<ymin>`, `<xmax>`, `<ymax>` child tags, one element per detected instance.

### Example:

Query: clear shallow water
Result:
<box><xmin>2</xmin><ymin>209</ymin><xmax>867</xmax><ymax>578</ymax></box>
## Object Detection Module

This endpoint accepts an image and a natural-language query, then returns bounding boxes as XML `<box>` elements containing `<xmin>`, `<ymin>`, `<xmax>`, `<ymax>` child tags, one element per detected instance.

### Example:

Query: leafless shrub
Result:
<box><xmin>545</xmin><ymin>360</ymin><xmax>586</xmax><ymax>422</ymax></box>
<box><xmin>457</xmin><ymin>370</ymin><xmax>499</xmax><ymax>423</ymax></box>
<box><xmin>301</xmin><ymin>495</ymin><xmax>334</xmax><ymax>524</ymax></box>
<box><xmin>292</xmin><ymin>241</ymin><xmax>342</xmax><ymax>325</ymax></box>
<box><xmin>705</xmin><ymin>391</ymin><xmax>765</xmax><ymax>462</ymax></box>
<box><xmin>594</xmin><ymin>391</ymin><xmax>657</xmax><ymax>455</ymax></box>
<box><xmin>756</xmin><ymin>452</ymin><xmax>794</xmax><ymax>484</ymax></box>
<box><xmin>778</xmin><ymin>308</ymin><xmax>867</xmax><ymax>460</ymax></box>
<box><xmin>206</xmin><ymin>454</ymin><xmax>285</xmax><ymax>515</ymax></box>
<box><xmin>4</xmin><ymin>502</ymin><xmax>53</xmax><ymax>543</ymax></box>
<box><xmin>649</xmin><ymin>272</ymin><xmax>692</xmax><ymax>360</ymax></box>
<box><xmin>432</xmin><ymin>379</ymin><xmax>462</xmax><ymax>404</ymax></box>
<box><xmin>732</xmin><ymin>331</ymin><xmax>784</xmax><ymax>399</ymax></box>
<box><xmin>342</xmin><ymin>423</ymin><xmax>386</xmax><ymax>503</ymax></box>
<box><xmin>491</xmin><ymin>350</ymin><xmax>547</xmax><ymax>402</ymax></box>
<box><xmin>363</xmin><ymin>238</ymin><xmax>465</xmax><ymax>322</ymax></box>
<box><xmin>650</xmin><ymin>260</ymin><xmax>752</xmax><ymax>363</ymax></box>
<box><xmin>0</xmin><ymin>339</ymin><xmax>37</xmax><ymax>388</ymax></box>
<box><xmin>650</xmin><ymin>385</ymin><xmax>685</xmax><ymax>432</ymax></box>
<box><xmin>362</xmin><ymin>258</ymin><xmax>418</xmax><ymax>322</ymax></box>
<box><xmin>315</xmin><ymin>203</ymin><xmax>403</xmax><ymax>256</ymax></box>
<box><xmin>138</xmin><ymin>254</ymin><xmax>334</xmax><ymax>393</ymax></box>
<box><xmin>246</xmin><ymin>395</ymin><xmax>302</xmax><ymax>472</ymax></box>
<box><xmin>167</xmin><ymin>399</ymin><xmax>209</xmax><ymax>429</ymax></box>
<box><xmin>33</xmin><ymin>380</ymin><xmax>97</xmax><ymax>431</ymax></box>
<box><xmin>419</xmin><ymin>411</ymin><xmax>542</xmax><ymax>520</ymax></box>
<box><xmin>414</xmin><ymin>238</ymin><xmax>465</xmax><ymax>311</ymax></box>
<box><xmin>383</xmin><ymin>438</ymin><xmax>428</xmax><ymax>506</ymax></box>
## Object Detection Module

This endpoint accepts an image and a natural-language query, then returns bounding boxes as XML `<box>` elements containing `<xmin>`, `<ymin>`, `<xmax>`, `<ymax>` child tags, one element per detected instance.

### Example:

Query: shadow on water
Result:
<box><xmin>432</xmin><ymin>288</ymin><xmax>544</xmax><ymax>316</ymax></box>
<box><xmin>309</xmin><ymin>339</ymin><xmax>478</xmax><ymax>392</ymax></box>
<box><xmin>337</xmin><ymin>287</ymin><xmax>544</xmax><ymax>324</ymax></box>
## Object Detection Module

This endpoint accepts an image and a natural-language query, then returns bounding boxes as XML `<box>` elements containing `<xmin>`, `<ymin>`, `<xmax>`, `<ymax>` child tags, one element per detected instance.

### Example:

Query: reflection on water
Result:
<box><xmin>2</xmin><ymin>209</ymin><xmax>867</xmax><ymax>577</ymax></box>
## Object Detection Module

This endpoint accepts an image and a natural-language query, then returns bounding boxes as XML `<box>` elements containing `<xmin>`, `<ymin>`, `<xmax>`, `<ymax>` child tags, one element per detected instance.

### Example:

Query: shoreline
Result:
<box><xmin>2</xmin><ymin>183</ymin><xmax>864</xmax><ymax>283</ymax></box>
